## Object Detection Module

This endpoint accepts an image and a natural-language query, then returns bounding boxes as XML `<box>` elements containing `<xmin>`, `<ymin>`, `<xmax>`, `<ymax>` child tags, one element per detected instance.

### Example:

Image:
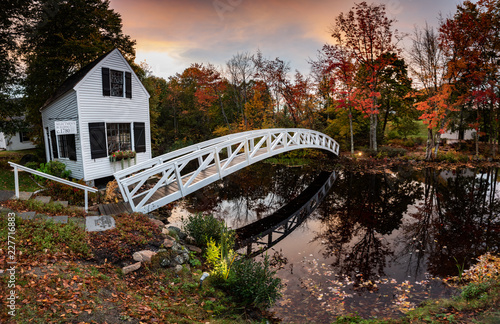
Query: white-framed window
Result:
<box><xmin>57</xmin><ymin>134</ymin><xmax>77</xmax><ymax>160</ymax></box>
<box><xmin>107</xmin><ymin>123</ymin><xmax>131</xmax><ymax>154</ymax></box>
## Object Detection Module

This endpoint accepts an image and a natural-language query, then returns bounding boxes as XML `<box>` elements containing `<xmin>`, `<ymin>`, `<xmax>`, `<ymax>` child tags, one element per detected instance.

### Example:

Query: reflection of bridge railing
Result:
<box><xmin>235</xmin><ymin>171</ymin><xmax>336</xmax><ymax>258</ymax></box>
<box><xmin>114</xmin><ymin>129</ymin><xmax>339</xmax><ymax>213</ymax></box>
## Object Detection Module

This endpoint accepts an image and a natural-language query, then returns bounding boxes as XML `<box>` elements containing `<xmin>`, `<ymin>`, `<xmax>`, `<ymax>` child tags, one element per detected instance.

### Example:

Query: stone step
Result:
<box><xmin>18</xmin><ymin>191</ymin><xmax>33</xmax><ymax>201</ymax></box>
<box><xmin>34</xmin><ymin>196</ymin><xmax>51</xmax><ymax>204</ymax></box>
<box><xmin>54</xmin><ymin>201</ymin><xmax>68</xmax><ymax>207</ymax></box>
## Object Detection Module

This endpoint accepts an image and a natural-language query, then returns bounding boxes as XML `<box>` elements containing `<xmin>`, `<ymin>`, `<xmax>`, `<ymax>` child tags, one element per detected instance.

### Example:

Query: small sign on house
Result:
<box><xmin>55</xmin><ymin>121</ymin><xmax>77</xmax><ymax>135</ymax></box>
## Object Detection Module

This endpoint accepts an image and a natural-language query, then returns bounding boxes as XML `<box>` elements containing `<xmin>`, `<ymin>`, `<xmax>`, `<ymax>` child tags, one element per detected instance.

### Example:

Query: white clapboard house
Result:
<box><xmin>41</xmin><ymin>49</ymin><xmax>151</xmax><ymax>184</ymax></box>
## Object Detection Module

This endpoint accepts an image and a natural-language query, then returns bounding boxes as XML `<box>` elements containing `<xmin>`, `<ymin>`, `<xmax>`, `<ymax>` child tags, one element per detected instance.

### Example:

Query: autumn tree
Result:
<box><xmin>226</xmin><ymin>52</ymin><xmax>254</xmax><ymax>129</ymax></box>
<box><xmin>409</xmin><ymin>23</ymin><xmax>448</xmax><ymax>160</ymax></box>
<box><xmin>440</xmin><ymin>0</ymin><xmax>500</xmax><ymax>157</ymax></box>
<box><xmin>311</xmin><ymin>44</ymin><xmax>358</xmax><ymax>154</ymax></box>
<box><xmin>331</xmin><ymin>2</ymin><xmax>401</xmax><ymax>152</ymax></box>
<box><xmin>20</xmin><ymin>0</ymin><xmax>136</xmax><ymax>142</ymax></box>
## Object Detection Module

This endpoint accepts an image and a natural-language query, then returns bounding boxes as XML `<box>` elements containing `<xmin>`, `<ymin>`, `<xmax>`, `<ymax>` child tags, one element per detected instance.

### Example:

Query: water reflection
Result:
<box><xmin>401</xmin><ymin>167</ymin><xmax>500</xmax><ymax>278</ymax></box>
<box><xmin>314</xmin><ymin>170</ymin><xmax>423</xmax><ymax>284</ymax></box>
<box><xmin>235</xmin><ymin>171</ymin><xmax>336</xmax><ymax>258</ymax></box>
<box><xmin>176</xmin><ymin>163</ymin><xmax>500</xmax><ymax>322</ymax></box>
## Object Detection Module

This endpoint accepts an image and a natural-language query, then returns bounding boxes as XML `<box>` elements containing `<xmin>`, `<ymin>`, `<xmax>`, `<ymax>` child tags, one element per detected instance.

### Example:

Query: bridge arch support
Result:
<box><xmin>114</xmin><ymin>128</ymin><xmax>339</xmax><ymax>213</ymax></box>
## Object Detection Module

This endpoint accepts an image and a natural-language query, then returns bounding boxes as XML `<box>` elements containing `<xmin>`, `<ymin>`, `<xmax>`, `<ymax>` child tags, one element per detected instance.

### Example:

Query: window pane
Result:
<box><xmin>110</xmin><ymin>70</ymin><xmax>123</xmax><ymax>97</ymax></box>
<box><xmin>107</xmin><ymin>123</ymin><xmax>131</xmax><ymax>154</ymax></box>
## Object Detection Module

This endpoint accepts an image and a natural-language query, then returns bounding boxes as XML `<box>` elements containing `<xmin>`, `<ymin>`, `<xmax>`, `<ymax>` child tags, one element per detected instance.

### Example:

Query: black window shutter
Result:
<box><xmin>89</xmin><ymin>122</ymin><xmax>107</xmax><ymax>159</ymax></box>
<box><xmin>134</xmin><ymin>122</ymin><xmax>146</xmax><ymax>153</ymax></box>
<box><xmin>68</xmin><ymin>134</ymin><xmax>77</xmax><ymax>161</ymax></box>
<box><xmin>125</xmin><ymin>72</ymin><xmax>132</xmax><ymax>98</ymax></box>
<box><xmin>102</xmin><ymin>68</ymin><xmax>110</xmax><ymax>96</ymax></box>
<box><xmin>50</xmin><ymin>130</ymin><xmax>58</xmax><ymax>159</ymax></box>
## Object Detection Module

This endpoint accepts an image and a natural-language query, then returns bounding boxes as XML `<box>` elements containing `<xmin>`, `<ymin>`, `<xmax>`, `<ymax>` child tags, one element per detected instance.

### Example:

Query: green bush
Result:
<box><xmin>461</xmin><ymin>282</ymin><xmax>490</xmax><ymax>300</ymax></box>
<box><xmin>183</xmin><ymin>213</ymin><xmax>229</xmax><ymax>249</ymax></box>
<box><xmin>223</xmin><ymin>255</ymin><xmax>284</xmax><ymax>309</ymax></box>
<box><xmin>36</xmin><ymin>161</ymin><xmax>71</xmax><ymax>182</ymax></box>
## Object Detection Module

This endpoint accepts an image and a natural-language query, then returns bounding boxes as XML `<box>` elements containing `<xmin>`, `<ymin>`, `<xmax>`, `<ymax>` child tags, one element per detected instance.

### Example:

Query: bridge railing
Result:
<box><xmin>115</xmin><ymin>128</ymin><xmax>339</xmax><ymax>213</ymax></box>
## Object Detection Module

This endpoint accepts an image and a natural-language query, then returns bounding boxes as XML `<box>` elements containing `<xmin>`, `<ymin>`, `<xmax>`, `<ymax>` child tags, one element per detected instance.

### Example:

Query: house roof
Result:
<box><xmin>40</xmin><ymin>49</ymin><xmax>113</xmax><ymax>111</ymax></box>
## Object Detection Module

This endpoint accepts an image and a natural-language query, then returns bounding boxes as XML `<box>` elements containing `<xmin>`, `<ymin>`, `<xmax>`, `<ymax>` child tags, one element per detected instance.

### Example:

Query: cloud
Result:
<box><xmin>109</xmin><ymin>0</ymin><xmax>463</xmax><ymax>78</ymax></box>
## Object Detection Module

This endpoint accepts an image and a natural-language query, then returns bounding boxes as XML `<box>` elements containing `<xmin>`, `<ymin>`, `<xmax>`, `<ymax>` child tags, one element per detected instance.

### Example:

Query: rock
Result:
<box><xmin>174</xmin><ymin>252</ymin><xmax>190</xmax><ymax>265</ymax></box>
<box><xmin>132</xmin><ymin>250</ymin><xmax>157</xmax><ymax>263</ymax></box>
<box><xmin>186</xmin><ymin>244</ymin><xmax>202</xmax><ymax>254</ymax></box>
<box><xmin>85</xmin><ymin>215</ymin><xmax>116</xmax><ymax>232</ymax></box>
<box><xmin>167</xmin><ymin>226</ymin><xmax>187</xmax><ymax>240</ymax></box>
<box><xmin>122</xmin><ymin>262</ymin><xmax>141</xmax><ymax>274</ymax></box>
<box><xmin>163</xmin><ymin>236</ymin><xmax>176</xmax><ymax>248</ymax></box>
<box><xmin>149</xmin><ymin>218</ymin><xmax>165</xmax><ymax>228</ymax></box>
<box><xmin>161</xmin><ymin>227</ymin><xmax>169</xmax><ymax>235</ymax></box>
<box><xmin>174</xmin><ymin>265</ymin><xmax>183</xmax><ymax>273</ymax></box>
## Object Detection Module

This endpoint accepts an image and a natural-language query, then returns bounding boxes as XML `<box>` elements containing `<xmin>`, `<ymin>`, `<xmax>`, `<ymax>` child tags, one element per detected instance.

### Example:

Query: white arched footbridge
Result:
<box><xmin>114</xmin><ymin>128</ymin><xmax>339</xmax><ymax>213</ymax></box>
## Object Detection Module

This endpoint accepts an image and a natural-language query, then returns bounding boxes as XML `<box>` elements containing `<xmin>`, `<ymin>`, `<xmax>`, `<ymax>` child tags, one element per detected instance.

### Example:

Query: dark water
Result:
<box><xmin>169</xmin><ymin>163</ymin><xmax>500</xmax><ymax>323</ymax></box>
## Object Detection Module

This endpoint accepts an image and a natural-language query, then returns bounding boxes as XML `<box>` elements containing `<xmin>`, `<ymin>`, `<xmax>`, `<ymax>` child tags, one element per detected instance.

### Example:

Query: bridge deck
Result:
<box><xmin>131</xmin><ymin>148</ymin><xmax>270</xmax><ymax>207</ymax></box>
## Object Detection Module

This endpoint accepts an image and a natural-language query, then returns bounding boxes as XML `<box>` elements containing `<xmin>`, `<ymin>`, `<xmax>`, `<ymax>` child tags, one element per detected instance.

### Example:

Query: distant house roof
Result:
<box><xmin>40</xmin><ymin>49</ymin><xmax>113</xmax><ymax>111</ymax></box>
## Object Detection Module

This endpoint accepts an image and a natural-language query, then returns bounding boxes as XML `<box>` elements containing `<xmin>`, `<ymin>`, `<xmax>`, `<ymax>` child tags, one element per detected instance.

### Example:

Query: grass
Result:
<box><xmin>0</xmin><ymin>211</ymin><xmax>269</xmax><ymax>323</ymax></box>
<box><xmin>0</xmin><ymin>149</ymin><xmax>42</xmax><ymax>192</ymax></box>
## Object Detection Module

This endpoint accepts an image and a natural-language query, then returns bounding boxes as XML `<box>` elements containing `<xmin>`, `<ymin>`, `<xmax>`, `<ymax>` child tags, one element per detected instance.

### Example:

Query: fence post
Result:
<box><xmin>84</xmin><ymin>190</ymin><xmax>88</xmax><ymax>212</ymax></box>
<box><xmin>14</xmin><ymin>165</ymin><xmax>19</xmax><ymax>199</ymax></box>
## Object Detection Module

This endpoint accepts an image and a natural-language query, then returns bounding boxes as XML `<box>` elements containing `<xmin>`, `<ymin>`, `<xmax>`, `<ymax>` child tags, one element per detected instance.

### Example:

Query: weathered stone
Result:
<box><xmin>85</xmin><ymin>215</ymin><xmax>115</xmax><ymax>232</ymax></box>
<box><xmin>161</xmin><ymin>227</ymin><xmax>169</xmax><ymax>235</ymax></box>
<box><xmin>186</xmin><ymin>244</ymin><xmax>202</xmax><ymax>254</ymax></box>
<box><xmin>34</xmin><ymin>196</ymin><xmax>51</xmax><ymax>204</ymax></box>
<box><xmin>54</xmin><ymin>201</ymin><xmax>68</xmax><ymax>208</ymax></box>
<box><xmin>122</xmin><ymin>262</ymin><xmax>141</xmax><ymax>274</ymax></box>
<box><xmin>174</xmin><ymin>252</ymin><xmax>190</xmax><ymax>265</ymax></box>
<box><xmin>167</xmin><ymin>226</ymin><xmax>187</xmax><ymax>240</ymax></box>
<box><xmin>33</xmin><ymin>214</ymin><xmax>49</xmax><ymax>221</ymax></box>
<box><xmin>174</xmin><ymin>265</ymin><xmax>183</xmax><ymax>273</ymax></box>
<box><xmin>18</xmin><ymin>191</ymin><xmax>33</xmax><ymax>201</ymax></box>
<box><xmin>185</xmin><ymin>236</ymin><xmax>196</xmax><ymax>245</ymax></box>
<box><xmin>149</xmin><ymin>218</ymin><xmax>165</xmax><ymax>228</ymax></box>
<box><xmin>19</xmin><ymin>211</ymin><xmax>36</xmax><ymax>220</ymax></box>
<box><xmin>163</xmin><ymin>236</ymin><xmax>175</xmax><ymax>248</ymax></box>
<box><xmin>132</xmin><ymin>250</ymin><xmax>156</xmax><ymax>263</ymax></box>
<box><xmin>51</xmin><ymin>216</ymin><xmax>68</xmax><ymax>224</ymax></box>
<box><xmin>0</xmin><ymin>190</ymin><xmax>14</xmax><ymax>202</ymax></box>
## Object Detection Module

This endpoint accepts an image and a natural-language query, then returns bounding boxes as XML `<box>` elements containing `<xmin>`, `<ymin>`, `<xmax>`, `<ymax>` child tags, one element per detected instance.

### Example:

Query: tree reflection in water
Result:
<box><xmin>402</xmin><ymin>167</ymin><xmax>500</xmax><ymax>278</ymax></box>
<box><xmin>314</xmin><ymin>170</ymin><xmax>423</xmax><ymax>285</ymax></box>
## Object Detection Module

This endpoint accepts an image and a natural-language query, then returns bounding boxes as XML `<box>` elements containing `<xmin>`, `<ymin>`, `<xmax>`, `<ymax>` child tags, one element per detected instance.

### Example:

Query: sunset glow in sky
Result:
<box><xmin>108</xmin><ymin>0</ymin><xmax>463</xmax><ymax>79</ymax></box>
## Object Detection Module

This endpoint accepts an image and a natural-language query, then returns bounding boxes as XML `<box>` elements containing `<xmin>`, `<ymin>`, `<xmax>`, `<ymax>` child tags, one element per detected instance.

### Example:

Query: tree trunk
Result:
<box><xmin>349</xmin><ymin>107</ymin><xmax>354</xmax><ymax>155</ymax></box>
<box><xmin>370</xmin><ymin>113</ymin><xmax>378</xmax><ymax>152</ymax></box>
<box><xmin>425</xmin><ymin>128</ymin><xmax>433</xmax><ymax>160</ymax></box>
<box><xmin>433</xmin><ymin>132</ymin><xmax>441</xmax><ymax>159</ymax></box>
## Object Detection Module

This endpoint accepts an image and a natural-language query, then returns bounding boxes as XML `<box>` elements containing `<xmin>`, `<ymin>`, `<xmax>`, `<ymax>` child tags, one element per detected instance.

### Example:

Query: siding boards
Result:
<box><xmin>41</xmin><ymin>91</ymin><xmax>84</xmax><ymax>180</ymax></box>
<box><xmin>77</xmin><ymin>50</ymin><xmax>151</xmax><ymax>181</ymax></box>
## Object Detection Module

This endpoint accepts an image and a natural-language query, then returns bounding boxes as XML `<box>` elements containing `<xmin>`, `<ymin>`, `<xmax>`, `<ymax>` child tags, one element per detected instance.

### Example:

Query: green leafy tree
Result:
<box><xmin>20</xmin><ymin>0</ymin><xmax>136</xmax><ymax>142</ymax></box>
<box><xmin>0</xmin><ymin>0</ymin><xmax>31</xmax><ymax>135</ymax></box>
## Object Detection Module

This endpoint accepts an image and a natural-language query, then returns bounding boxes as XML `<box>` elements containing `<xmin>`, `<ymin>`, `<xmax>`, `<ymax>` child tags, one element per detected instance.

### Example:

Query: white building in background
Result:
<box><xmin>40</xmin><ymin>48</ymin><xmax>152</xmax><ymax>183</ymax></box>
<box><xmin>0</xmin><ymin>116</ymin><xmax>37</xmax><ymax>151</ymax></box>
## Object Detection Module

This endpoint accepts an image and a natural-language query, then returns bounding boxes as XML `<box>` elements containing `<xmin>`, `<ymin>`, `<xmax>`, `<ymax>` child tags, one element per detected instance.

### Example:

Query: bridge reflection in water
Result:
<box><xmin>235</xmin><ymin>171</ymin><xmax>336</xmax><ymax>258</ymax></box>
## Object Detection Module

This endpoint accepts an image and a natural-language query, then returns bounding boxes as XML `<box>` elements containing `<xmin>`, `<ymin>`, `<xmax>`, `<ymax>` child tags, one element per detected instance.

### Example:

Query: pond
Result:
<box><xmin>166</xmin><ymin>162</ymin><xmax>500</xmax><ymax>323</ymax></box>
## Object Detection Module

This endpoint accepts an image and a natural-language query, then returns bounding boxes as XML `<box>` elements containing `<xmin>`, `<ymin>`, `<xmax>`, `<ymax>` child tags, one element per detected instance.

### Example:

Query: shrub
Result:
<box><xmin>461</xmin><ymin>282</ymin><xmax>490</xmax><ymax>300</ymax></box>
<box><xmin>36</xmin><ymin>161</ymin><xmax>71</xmax><ymax>182</ymax></box>
<box><xmin>183</xmin><ymin>213</ymin><xmax>229</xmax><ymax>249</ymax></box>
<box><xmin>43</xmin><ymin>179</ymin><xmax>99</xmax><ymax>206</ymax></box>
<box><xmin>205</xmin><ymin>226</ymin><xmax>236</xmax><ymax>281</ymax></box>
<box><xmin>223</xmin><ymin>255</ymin><xmax>284</xmax><ymax>309</ymax></box>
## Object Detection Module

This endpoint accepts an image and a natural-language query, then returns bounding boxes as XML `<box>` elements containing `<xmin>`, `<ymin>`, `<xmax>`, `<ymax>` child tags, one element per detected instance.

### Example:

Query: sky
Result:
<box><xmin>108</xmin><ymin>0</ymin><xmax>464</xmax><ymax>80</ymax></box>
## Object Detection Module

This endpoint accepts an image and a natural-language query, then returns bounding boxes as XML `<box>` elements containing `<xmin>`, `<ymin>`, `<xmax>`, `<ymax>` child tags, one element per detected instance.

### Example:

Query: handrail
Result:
<box><xmin>8</xmin><ymin>162</ymin><xmax>98</xmax><ymax>212</ymax></box>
